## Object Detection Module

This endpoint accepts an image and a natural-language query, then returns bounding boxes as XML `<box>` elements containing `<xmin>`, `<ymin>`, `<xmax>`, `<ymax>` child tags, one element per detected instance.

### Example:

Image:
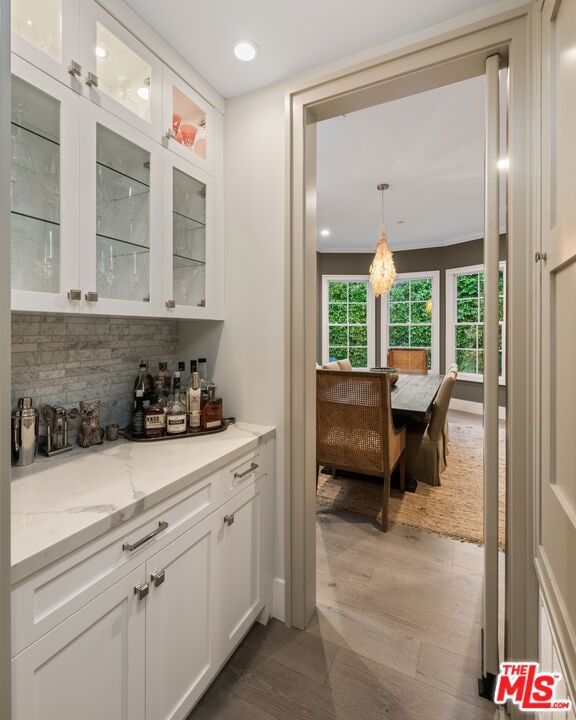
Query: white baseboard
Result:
<box><xmin>272</xmin><ymin>577</ymin><xmax>285</xmax><ymax>621</ymax></box>
<box><xmin>450</xmin><ymin>398</ymin><xmax>506</xmax><ymax>420</ymax></box>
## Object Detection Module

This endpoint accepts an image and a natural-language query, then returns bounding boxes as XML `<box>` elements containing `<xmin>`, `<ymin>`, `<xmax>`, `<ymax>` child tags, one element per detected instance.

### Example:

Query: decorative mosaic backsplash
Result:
<box><xmin>11</xmin><ymin>313</ymin><xmax>179</xmax><ymax>439</ymax></box>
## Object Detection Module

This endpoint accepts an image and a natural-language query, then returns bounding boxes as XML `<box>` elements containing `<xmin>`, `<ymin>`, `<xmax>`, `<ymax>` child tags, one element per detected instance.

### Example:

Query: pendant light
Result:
<box><xmin>369</xmin><ymin>183</ymin><xmax>397</xmax><ymax>296</ymax></box>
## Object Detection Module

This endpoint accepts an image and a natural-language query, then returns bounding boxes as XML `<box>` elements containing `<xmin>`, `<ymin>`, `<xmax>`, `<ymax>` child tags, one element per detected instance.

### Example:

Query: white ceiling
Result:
<box><xmin>316</xmin><ymin>74</ymin><xmax>501</xmax><ymax>252</ymax></box>
<box><xmin>123</xmin><ymin>0</ymin><xmax>508</xmax><ymax>252</ymax></box>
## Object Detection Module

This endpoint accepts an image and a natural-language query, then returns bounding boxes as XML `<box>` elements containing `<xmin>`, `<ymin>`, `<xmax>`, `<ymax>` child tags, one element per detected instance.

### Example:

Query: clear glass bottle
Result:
<box><xmin>132</xmin><ymin>390</ymin><xmax>145</xmax><ymax>437</ymax></box>
<box><xmin>166</xmin><ymin>371</ymin><xmax>187</xmax><ymax>434</ymax></box>
<box><xmin>197</xmin><ymin>357</ymin><xmax>210</xmax><ymax>404</ymax></box>
<box><xmin>187</xmin><ymin>370</ymin><xmax>201</xmax><ymax>430</ymax></box>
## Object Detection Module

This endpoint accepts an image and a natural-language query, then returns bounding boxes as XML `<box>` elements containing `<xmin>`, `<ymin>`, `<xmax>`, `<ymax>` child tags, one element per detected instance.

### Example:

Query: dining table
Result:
<box><xmin>390</xmin><ymin>372</ymin><xmax>444</xmax><ymax>423</ymax></box>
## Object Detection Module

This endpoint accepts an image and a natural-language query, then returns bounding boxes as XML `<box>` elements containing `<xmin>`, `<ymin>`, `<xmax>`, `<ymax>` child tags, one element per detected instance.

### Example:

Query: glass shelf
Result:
<box><xmin>173</xmin><ymin>209</ymin><xmax>205</xmax><ymax>230</ymax></box>
<box><xmin>11</xmin><ymin>120</ymin><xmax>59</xmax><ymax>147</ymax></box>
<box><xmin>12</xmin><ymin>210</ymin><xmax>60</xmax><ymax>227</ymax></box>
<box><xmin>96</xmin><ymin>235</ymin><xmax>150</xmax><ymax>303</ymax></box>
<box><xmin>173</xmin><ymin>253</ymin><xmax>206</xmax><ymax>269</ymax></box>
<box><xmin>11</xmin><ymin>212</ymin><xmax>60</xmax><ymax>294</ymax></box>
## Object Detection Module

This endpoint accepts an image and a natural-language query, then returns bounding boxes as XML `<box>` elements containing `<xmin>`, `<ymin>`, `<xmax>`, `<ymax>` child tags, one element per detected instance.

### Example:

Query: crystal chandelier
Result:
<box><xmin>369</xmin><ymin>183</ymin><xmax>397</xmax><ymax>296</ymax></box>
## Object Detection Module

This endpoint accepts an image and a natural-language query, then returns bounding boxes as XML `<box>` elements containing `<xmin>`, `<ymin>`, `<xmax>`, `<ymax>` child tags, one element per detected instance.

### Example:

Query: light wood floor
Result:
<box><xmin>188</xmin><ymin>511</ymin><xmax>506</xmax><ymax>720</ymax></box>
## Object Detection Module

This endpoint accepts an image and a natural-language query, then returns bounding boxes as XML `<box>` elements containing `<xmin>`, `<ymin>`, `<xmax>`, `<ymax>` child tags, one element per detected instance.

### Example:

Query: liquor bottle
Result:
<box><xmin>154</xmin><ymin>362</ymin><xmax>171</xmax><ymax>408</ymax></box>
<box><xmin>187</xmin><ymin>370</ymin><xmax>202</xmax><ymax>430</ymax></box>
<box><xmin>178</xmin><ymin>360</ymin><xmax>186</xmax><ymax>389</ymax></box>
<box><xmin>201</xmin><ymin>384</ymin><xmax>223</xmax><ymax>431</ymax></box>
<box><xmin>197</xmin><ymin>357</ymin><xmax>210</xmax><ymax>404</ymax></box>
<box><xmin>134</xmin><ymin>360</ymin><xmax>154</xmax><ymax>408</ymax></box>
<box><xmin>166</xmin><ymin>370</ymin><xmax>187</xmax><ymax>435</ymax></box>
<box><xmin>132</xmin><ymin>390</ymin><xmax>145</xmax><ymax>438</ymax></box>
<box><xmin>143</xmin><ymin>401</ymin><xmax>165</xmax><ymax>438</ymax></box>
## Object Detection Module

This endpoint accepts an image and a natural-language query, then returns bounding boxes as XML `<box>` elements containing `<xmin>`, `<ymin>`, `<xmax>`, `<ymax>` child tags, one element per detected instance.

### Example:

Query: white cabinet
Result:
<box><xmin>218</xmin><ymin>479</ymin><xmax>264</xmax><ymax>659</ymax></box>
<box><xmin>145</xmin><ymin>514</ymin><xmax>218</xmax><ymax>720</ymax></box>
<box><xmin>11</xmin><ymin>436</ymin><xmax>275</xmax><ymax>720</ymax></box>
<box><xmin>12</xmin><ymin>567</ymin><xmax>146</xmax><ymax>720</ymax></box>
<box><xmin>11</xmin><ymin>0</ymin><xmax>163</xmax><ymax>139</ymax></box>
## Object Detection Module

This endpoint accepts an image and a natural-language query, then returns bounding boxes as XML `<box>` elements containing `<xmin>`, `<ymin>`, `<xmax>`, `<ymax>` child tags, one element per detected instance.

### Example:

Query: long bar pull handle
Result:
<box><xmin>233</xmin><ymin>462</ymin><xmax>258</xmax><ymax>480</ymax></box>
<box><xmin>123</xmin><ymin>521</ymin><xmax>168</xmax><ymax>552</ymax></box>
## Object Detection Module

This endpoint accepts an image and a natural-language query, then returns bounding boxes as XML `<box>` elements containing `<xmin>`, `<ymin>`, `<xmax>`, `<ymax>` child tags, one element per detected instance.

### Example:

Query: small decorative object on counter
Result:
<box><xmin>105</xmin><ymin>424</ymin><xmax>119</xmax><ymax>441</ymax></box>
<box><xmin>38</xmin><ymin>404</ymin><xmax>78</xmax><ymax>456</ymax></box>
<box><xmin>12</xmin><ymin>397</ymin><xmax>39</xmax><ymax>467</ymax></box>
<box><xmin>201</xmin><ymin>385</ymin><xmax>222</xmax><ymax>431</ymax></box>
<box><xmin>77</xmin><ymin>400</ymin><xmax>105</xmax><ymax>448</ymax></box>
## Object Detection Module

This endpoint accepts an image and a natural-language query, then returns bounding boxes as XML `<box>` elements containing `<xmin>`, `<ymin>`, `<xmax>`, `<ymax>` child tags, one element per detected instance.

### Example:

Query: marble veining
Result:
<box><xmin>11</xmin><ymin>422</ymin><xmax>275</xmax><ymax>583</ymax></box>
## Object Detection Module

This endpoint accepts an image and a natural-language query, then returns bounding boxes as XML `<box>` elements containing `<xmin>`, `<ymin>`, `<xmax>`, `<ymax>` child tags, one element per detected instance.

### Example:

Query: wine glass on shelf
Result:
<box><xmin>127</xmin><ymin>251</ymin><xmax>141</xmax><ymax>297</ymax></box>
<box><xmin>33</xmin><ymin>229</ymin><xmax>56</xmax><ymax>292</ymax></box>
<box><xmin>99</xmin><ymin>245</ymin><xmax>116</xmax><ymax>290</ymax></box>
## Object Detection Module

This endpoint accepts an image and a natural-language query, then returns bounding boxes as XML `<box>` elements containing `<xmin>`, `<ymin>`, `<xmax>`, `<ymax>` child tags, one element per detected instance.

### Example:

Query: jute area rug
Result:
<box><xmin>316</xmin><ymin>421</ymin><xmax>506</xmax><ymax>548</ymax></box>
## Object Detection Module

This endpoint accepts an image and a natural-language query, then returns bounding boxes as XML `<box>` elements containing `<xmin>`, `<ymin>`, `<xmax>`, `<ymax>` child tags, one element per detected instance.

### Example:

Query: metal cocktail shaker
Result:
<box><xmin>12</xmin><ymin>397</ymin><xmax>39</xmax><ymax>467</ymax></box>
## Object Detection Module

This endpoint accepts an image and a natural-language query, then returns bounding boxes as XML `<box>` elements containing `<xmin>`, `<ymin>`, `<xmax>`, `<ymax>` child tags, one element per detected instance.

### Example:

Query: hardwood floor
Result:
<box><xmin>188</xmin><ymin>511</ymin><xmax>506</xmax><ymax>720</ymax></box>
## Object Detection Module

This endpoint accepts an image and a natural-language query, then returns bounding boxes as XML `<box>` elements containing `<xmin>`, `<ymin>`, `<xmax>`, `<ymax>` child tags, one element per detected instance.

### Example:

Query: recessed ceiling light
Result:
<box><xmin>320</xmin><ymin>228</ymin><xmax>331</xmax><ymax>237</ymax></box>
<box><xmin>234</xmin><ymin>41</ymin><xmax>259</xmax><ymax>62</ymax></box>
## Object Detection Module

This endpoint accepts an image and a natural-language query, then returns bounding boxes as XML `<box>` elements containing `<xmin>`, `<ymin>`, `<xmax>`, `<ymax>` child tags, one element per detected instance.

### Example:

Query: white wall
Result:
<box><xmin>179</xmin><ymin>82</ymin><xmax>288</xmax><ymax>603</ymax></box>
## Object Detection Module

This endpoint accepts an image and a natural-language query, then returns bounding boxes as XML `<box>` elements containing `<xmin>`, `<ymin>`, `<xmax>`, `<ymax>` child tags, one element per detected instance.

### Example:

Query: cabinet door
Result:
<box><xmin>78</xmin><ymin>1</ymin><xmax>163</xmax><ymax>140</ymax></box>
<box><xmin>162</xmin><ymin>66</ymin><xmax>214</xmax><ymax>175</ymax></box>
<box><xmin>11</xmin><ymin>0</ymin><xmax>81</xmax><ymax>89</ymax></box>
<box><xmin>218</xmin><ymin>479</ymin><xmax>264</xmax><ymax>659</ymax></box>
<box><xmin>10</xmin><ymin>56</ymin><xmax>81</xmax><ymax>313</ymax></box>
<box><xmin>145</xmin><ymin>513</ymin><xmax>218</xmax><ymax>720</ymax></box>
<box><xmin>162</xmin><ymin>154</ymin><xmax>215</xmax><ymax>318</ymax></box>
<box><xmin>12</xmin><ymin>568</ymin><xmax>146</xmax><ymax>720</ymax></box>
<box><xmin>78</xmin><ymin>103</ymin><xmax>163</xmax><ymax>316</ymax></box>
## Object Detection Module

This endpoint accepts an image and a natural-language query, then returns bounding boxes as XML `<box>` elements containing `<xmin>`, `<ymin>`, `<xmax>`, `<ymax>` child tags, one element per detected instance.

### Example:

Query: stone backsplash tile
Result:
<box><xmin>11</xmin><ymin>313</ymin><xmax>180</xmax><ymax>441</ymax></box>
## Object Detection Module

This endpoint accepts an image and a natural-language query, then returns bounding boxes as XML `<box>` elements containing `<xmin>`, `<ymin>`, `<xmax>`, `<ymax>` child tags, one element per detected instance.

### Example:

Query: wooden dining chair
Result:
<box><xmin>316</xmin><ymin>370</ymin><xmax>406</xmax><ymax>531</ymax></box>
<box><xmin>387</xmin><ymin>348</ymin><xmax>428</xmax><ymax>374</ymax></box>
<box><xmin>405</xmin><ymin>372</ymin><xmax>456</xmax><ymax>486</ymax></box>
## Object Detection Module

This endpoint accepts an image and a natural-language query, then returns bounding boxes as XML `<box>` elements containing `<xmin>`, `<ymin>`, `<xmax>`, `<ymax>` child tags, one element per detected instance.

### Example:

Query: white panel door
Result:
<box><xmin>218</xmin><ymin>480</ymin><xmax>263</xmax><ymax>659</ymax></box>
<box><xmin>145</xmin><ymin>513</ymin><xmax>218</xmax><ymax>720</ymax></box>
<box><xmin>12</xmin><ymin>568</ymin><xmax>146</xmax><ymax>720</ymax></box>
<box><xmin>538</xmin><ymin>0</ymin><xmax>576</xmax><ymax>697</ymax></box>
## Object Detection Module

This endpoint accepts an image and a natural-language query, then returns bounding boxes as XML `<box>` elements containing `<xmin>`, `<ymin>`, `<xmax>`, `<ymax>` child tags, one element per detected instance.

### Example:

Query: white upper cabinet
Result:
<box><xmin>162</xmin><ymin>67</ymin><xmax>214</xmax><ymax>176</ymax></box>
<box><xmin>11</xmin><ymin>0</ymin><xmax>163</xmax><ymax>139</ymax></box>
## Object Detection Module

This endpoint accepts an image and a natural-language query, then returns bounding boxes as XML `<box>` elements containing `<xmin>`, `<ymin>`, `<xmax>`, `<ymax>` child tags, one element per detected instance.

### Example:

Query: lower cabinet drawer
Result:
<box><xmin>222</xmin><ymin>445</ymin><xmax>266</xmax><ymax>501</ymax></box>
<box><xmin>12</xmin><ymin>471</ymin><xmax>219</xmax><ymax>657</ymax></box>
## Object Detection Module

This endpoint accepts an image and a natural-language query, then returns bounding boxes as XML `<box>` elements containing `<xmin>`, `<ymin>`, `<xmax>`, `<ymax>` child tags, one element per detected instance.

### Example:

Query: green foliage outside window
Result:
<box><xmin>454</xmin><ymin>268</ymin><xmax>505</xmax><ymax>377</ymax></box>
<box><xmin>327</xmin><ymin>280</ymin><xmax>370</xmax><ymax>368</ymax></box>
<box><xmin>388</xmin><ymin>277</ymin><xmax>433</xmax><ymax>369</ymax></box>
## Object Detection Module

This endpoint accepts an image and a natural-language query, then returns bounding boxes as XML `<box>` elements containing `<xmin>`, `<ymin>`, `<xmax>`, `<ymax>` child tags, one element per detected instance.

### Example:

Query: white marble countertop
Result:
<box><xmin>11</xmin><ymin>422</ymin><xmax>275</xmax><ymax>584</ymax></box>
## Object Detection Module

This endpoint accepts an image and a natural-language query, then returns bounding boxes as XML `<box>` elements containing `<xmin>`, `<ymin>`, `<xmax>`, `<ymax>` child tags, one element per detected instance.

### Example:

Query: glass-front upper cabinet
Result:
<box><xmin>79</xmin><ymin>105</ymin><xmax>162</xmax><ymax>315</ymax></box>
<box><xmin>10</xmin><ymin>56</ymin><xmax>80</xmax><ymax>312</ymax></box>
<box><xmin>163</xmin><ymin>67</ymin><xmax>214</xmax><ymax>175</ymax></box>
<box><xmin>163</xmin><ymin>154</ymin><xmax>214</xmax><ymax>317</ymax></box>
<box><xmin>11</xmin><ymin>0</ymin><xmax>162</xmax><ymax>139</ymax></box>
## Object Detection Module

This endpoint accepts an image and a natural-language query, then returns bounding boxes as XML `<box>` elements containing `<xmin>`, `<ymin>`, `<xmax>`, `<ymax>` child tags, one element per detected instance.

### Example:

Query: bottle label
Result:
<box><xmin>145</xmin><ymin>413</ymin><xmax>164</xmax><ymax>430</ymax></box>
<box><xmin>166</xmin><ymin>413</ymin><xmax>187</xmax><ymax>434</ymax></box>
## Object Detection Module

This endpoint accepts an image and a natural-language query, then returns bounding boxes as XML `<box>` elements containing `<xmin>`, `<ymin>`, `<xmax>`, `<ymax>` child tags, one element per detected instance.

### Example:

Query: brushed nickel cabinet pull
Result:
<box><xmin>123</xmin><ymin>521</ymin><xmax>168</xmax><ymax>552</ymax></box>
<box><xmin>67</xmin><ymin>289</ymin><xmax>81</xmax><ymax>300</ymax></box>
<box><xmin>86</xmin><ymin>72</ymin><xmax>98</xmax><ymax>88</ymax></box>
<box><xmin>68</xmin><ymin>60</ymin><xmax>82</xmax><ymax>77</ymax></box>
<box><xmin>151</xmin><ymin>569</ymin><xmax>166</xmax><ymax>587</ymax></box>
<box><xmin>85</xmin><ymin>291</ymin><xmax>98</xmax><ymax>302</ymax></box>
<box><xmin>224</xmin><ymin>513</ymin><xmax>235</xmax><ymax>526</ymax></box>
<box><xmin>165</xmin><ymin>299</ymin><xmax>176</xmax><ymax>309</ymax></box>
<box><xmin>233</xmin><ymin>462</ymin><xmax>258</xmax><ymax>480</ymax></box>
<box><xmin>134</xmin><ymin>582</ymin><xmax>149</xmax><ymax>600</ymax></box>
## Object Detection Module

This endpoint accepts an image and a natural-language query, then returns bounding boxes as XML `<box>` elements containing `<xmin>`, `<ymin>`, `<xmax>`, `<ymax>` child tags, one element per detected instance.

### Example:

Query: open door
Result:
<box><xmin>536</xmin><ymin>0</ymin><xmax>576</xmax><ymax>700</ymax></box>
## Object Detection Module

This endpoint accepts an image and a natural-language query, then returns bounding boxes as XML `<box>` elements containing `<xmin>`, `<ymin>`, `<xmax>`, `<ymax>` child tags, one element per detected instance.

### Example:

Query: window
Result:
<box><xmin>322</xmin><ymin>275</ymin><xmax>375</xmax><ymax>368</ymax></box>
<box><xmin>446</xmin><ymin>263</ymin><xmax>506</xmax><ymax>382</ymax></box>
<box><xmin>382</xmin><ymin>271</ymin><xmax>440</xmax><ymax>373</ymax></box>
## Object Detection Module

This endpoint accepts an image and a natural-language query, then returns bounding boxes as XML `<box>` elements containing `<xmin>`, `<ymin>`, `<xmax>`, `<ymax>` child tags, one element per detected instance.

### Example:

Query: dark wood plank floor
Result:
<box><xmin>188</xmin><ymin>509</ymin><xmax>505</xmax><ymax>720</ymax></box>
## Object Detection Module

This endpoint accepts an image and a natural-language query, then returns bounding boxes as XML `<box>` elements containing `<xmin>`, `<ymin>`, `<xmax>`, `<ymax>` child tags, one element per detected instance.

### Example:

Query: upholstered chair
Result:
<box><xmin>406</xmin><ymin>372</ymin><xmax>456</xmax><ymax>486</ymax></box>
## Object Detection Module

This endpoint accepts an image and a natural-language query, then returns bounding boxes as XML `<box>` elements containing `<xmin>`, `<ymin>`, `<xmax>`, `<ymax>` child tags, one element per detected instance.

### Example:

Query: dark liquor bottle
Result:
<box><xmin>132</xmin><ymin>390</ymin><xmax>145</xmax><ymax>437</ymax></box>
<box><xmin>134</xmin><ymin>360</ymin><xmax>154</xmax><ymax>408</ymax></box>
<box><xmin>201</xmin><ymin>384</ymin><xmax>223</xmax><ymax>431</ymax></box>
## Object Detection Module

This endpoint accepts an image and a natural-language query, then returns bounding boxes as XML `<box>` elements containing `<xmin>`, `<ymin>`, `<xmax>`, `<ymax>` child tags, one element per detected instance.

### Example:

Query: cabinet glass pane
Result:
<box><xmin>172</xmin><ymin>88</ymin><xmax>206</xmax><ymax>160</ymax></box>
<box><xmin>11</xmin><ymin>0</ymin><xmax>62</xmax><ymax>61</ymax></box>
<box><xmin>11</xmin><ymin>75</ymin><xmax>61</xmax><ymax>294</ymax></box>
<box><xmin>96</xmin><ymin>23</ymin><xmax>152</xmax><ymax>123</ymax></box>
<box><xmin>96</xmin><ymin>124</ymin><xmax>150</xmax><ymax>302</ymax></box>
<box><xmin>173</xmin><ymin>168</ymin><xmax>206</xmax><ymax>307</ymax></box>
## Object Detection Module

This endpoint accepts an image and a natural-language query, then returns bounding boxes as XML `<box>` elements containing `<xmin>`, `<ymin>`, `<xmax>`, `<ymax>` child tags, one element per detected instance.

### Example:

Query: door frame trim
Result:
<box><xmin>285</xmin><ymin>3</ymin><xmax>538</xmax><ymax>676</ymax></box>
